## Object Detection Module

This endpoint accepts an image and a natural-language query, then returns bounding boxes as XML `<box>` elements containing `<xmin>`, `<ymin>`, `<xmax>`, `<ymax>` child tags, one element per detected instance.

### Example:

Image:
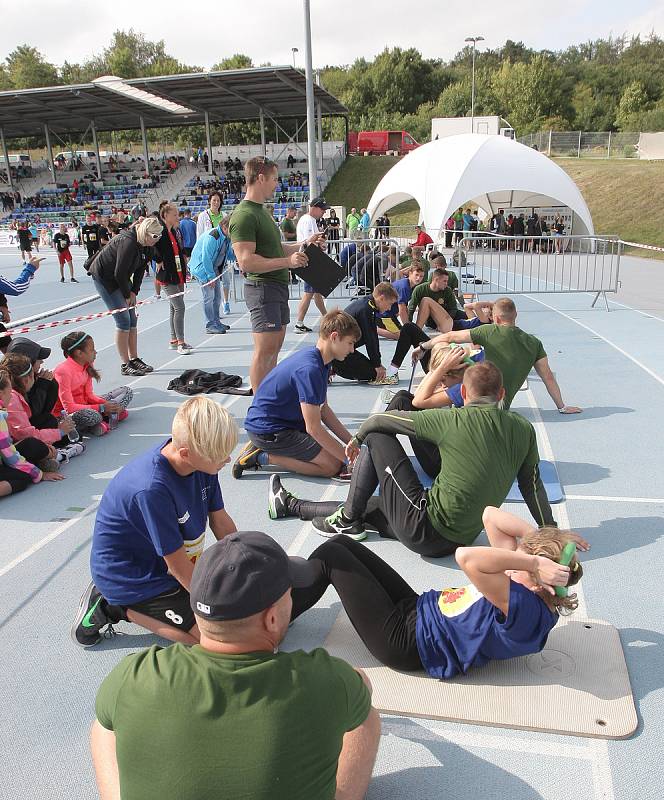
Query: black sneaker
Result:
<box><xmin>312</xmin><ymin>507</ymin><xmax>366</xmax><ymax>541</ymax></box>
<box><xmin>131</xmin><ymin>357</ymin><xmax>153</xmax><ymax>373</ymax></box>
<box><xmin>71</xmin><ymin>581</ymin><xmax>113</xmax><ymax>648</ymax></box>
<box><xmin>121</xmin><ymin>361</ymin><xmax>146</xmax><ymax>376</ymax></box>
<box><xmin>232</xmin><ymin>442</ymin><xmax>263</xmax><ymax>479</ymax></box>
<box><xmin>60</xmin><ymin>277</ymin><xmax>65</xmax><ymax>283</ymax></box>
<box><xmin>294</xmin><ymin>323</ymin><xmax>312</xmax><ymax>334</ymax></box>
<box><xmin>71</xmin><ymin>278</ymin><xmax>79</xmax><ymax>283</ymax></box>
<box><xmin>268</xmin><ymin>474</ymin><xmax>297</xmax><ymax>520</ymax></box>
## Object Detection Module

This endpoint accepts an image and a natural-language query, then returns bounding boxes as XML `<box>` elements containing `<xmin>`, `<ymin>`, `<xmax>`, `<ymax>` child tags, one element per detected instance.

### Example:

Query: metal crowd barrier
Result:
<box><xmin>450</xmin><ymin>233</ymin><xmax>621</xmax><ymax>310</ymax></box>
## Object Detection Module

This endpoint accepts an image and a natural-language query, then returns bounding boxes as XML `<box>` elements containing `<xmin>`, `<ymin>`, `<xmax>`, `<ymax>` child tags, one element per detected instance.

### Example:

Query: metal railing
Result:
<box><xmin>450</xmin><ymin>233</ymin><xmax>621</xmax><ymax>310</ymax></box>
<box><xmin>517</xmin><ymin>130</ymin><xmax>641</xmax><ymax>159</ymax></box>
<box><xmin>229</xmin><ymin>236</ymin><xmax>402</xmax><ymax>302</ymax></box>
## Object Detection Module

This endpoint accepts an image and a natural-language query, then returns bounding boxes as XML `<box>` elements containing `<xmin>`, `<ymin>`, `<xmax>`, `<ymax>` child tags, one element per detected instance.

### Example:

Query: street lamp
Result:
<box><xmin>291</xmin><ymin>47</ymin><xmax>299</xmax><ymax>68</ymax></box>
<box><xmin>464</xmin><ymin>36</ymin><xmax>484</xmax><ymax>133</ymax></box>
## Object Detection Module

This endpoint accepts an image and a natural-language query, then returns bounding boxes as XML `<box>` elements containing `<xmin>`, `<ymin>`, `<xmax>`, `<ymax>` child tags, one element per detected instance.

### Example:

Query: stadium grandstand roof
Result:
<box><xmin>0</xmin><ymin>66</ymin><xmax>348</xmax><ymax>138</ymax></box>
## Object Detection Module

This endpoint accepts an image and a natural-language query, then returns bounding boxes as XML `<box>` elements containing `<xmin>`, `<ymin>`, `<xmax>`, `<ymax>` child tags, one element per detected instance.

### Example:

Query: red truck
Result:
<box><xmin>347</xmin><ymin>130</ymin><xmax>419</xmax><ymax>156</ymax></box>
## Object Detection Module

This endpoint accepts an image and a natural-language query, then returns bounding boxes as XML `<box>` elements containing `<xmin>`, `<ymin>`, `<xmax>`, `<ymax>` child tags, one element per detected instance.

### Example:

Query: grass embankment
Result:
<box><xmin>324</xmin><ymin>154</ymin><xmax>664</xmax><ymax>258</ymax></box>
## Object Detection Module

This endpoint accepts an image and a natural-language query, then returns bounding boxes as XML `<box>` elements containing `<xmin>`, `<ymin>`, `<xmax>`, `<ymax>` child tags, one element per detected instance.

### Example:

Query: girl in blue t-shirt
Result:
<box><xmin>291</xmin><ymin>506</ymin><xmax>587</xmax><ymax>678</ymax></box>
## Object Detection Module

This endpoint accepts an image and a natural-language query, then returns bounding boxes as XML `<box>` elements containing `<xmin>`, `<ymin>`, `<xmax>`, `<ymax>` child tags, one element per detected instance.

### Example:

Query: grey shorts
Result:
<box><xmin>248</xmin><ymin>429</ymin><xmax>322</xmax><ymax>462</ymax></box>
<box><xmin>244</xmin><ymin>280</ymin><xmax>290</xmax><ymax>333</ymax></box>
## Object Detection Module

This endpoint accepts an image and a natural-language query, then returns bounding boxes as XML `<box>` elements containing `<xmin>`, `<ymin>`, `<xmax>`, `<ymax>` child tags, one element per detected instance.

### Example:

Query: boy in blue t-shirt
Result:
<box><xmin>233</xmin><ymin>310</ymin><xmax>361</xmax><ymax>480</ymax></box>
<box><xmin>71</xmin><ymin>397</ymin><xmax>239</xmax><ymax>648</ymax></box>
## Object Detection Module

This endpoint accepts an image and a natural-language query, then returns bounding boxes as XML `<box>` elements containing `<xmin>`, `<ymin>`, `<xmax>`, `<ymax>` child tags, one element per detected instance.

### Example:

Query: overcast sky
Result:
<box><xmin>1</xmin><ymin>0</ymin><xmax>663</xmax><ymax>71</ymax></box>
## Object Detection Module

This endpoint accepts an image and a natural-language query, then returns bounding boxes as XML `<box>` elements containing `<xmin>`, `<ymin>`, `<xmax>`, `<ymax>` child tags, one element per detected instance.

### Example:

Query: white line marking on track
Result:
<box><xmin>566</xmin><ymin>494</ymin><xmax>664</xmax><ymax>504</ymax></box>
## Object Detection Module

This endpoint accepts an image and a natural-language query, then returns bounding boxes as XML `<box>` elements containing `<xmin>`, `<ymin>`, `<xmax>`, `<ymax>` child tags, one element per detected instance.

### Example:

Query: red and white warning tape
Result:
<box><xmin>619</xmin><ymin>239</ymin><xmax>664</xmax><ymax>254</ymax></box>
<box><xmin>7</xmin><ymin>273</ymin><xmax>224</xmax><ymax>335</ymax></box>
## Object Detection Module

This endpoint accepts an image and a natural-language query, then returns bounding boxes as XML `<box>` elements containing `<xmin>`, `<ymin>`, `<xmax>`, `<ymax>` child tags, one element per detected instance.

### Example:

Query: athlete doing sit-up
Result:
<box><xmin>288</xmin><ymin>507</ymin><xmax>588</xmax><ymax>678</ymax></box>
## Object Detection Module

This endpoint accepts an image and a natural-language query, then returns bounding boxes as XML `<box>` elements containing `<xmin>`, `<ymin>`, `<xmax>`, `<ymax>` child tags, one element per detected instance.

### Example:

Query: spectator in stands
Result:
<box><xmin>286</xmin><ymin>153</ymin><xmax>296</xmax><ymax>168</ymax></box>
<box><xmin>0</xmin><ymin>369</ymin><xmax>64</xmax><ymax>497</ymax></box>
<box><xmin>81</xmin><ymin>213</ymin><xmax>108</xmax><ymax>263</ymax></box>
<box><xmin>53</xmin><ymin>224</ymin><xmax>77</xmax><ymax>283</ymax></box>
<box><xmin>234</xmin><ymin>310</ymin><xmax>360</xmax><ymax>480</ymax></box>
<box><xmin>230</xmin><ymin>156</ymin><xmax>321</xmax><ymax>392</ymax></box>
<box><xmin>88</xmin><ymin>530</ymin><xmax>379</xmax><ymax>800</ymax></box>
<box><xmin>1</xmin><ymin>352</ymin><xmax>84</xmax><ymax>464</ymax></box>
<box><xmin>188</xmin><ymin>215</ymin><xmax>233</xmax><ymax>335</ymax></box>
<box><xmin>53</xmin><ymin>331</ymin><xmax>132</xmax><ymax>437</ymax></box>
<box><xmin>71</xmin><ymin>397</ymin><xmax>239</xmax><ymax>648</ymax></box>
<box><xmin>415</xmin><ymin>297</ymin><xmax>582</xmax><ymax>412</ymax></box>
<box><xmin>0</xmin><ymin>256</ymin><xmax>41</xmax><ymax>323</ymax></box>
<box><xmin>294</xmin><ymin>198</ymin><xmax>329</xmax><ymax>334</ymax></box>
<box><xmin>179</xmin><ymin>208</ymin><xmax>197</xmax><ymax>257</ymax></box>
<box><xmin>346</xmin><ymin>207</ymin><xmax>361</xmax><ymax>237</ymax></box>
<box><xmin>89</xmin><ymin>217</ymin><xmax>160</xmax><ymax>377</ymax></box>
<box><xmin>410</xmin><ymin>224</ymin><xmax>434</xmax><ymax>249</ymax></box>
<box><xmin>155</xmin><ymin>203</ymin><xmax>192</xmax><ymax>356</ymax></box>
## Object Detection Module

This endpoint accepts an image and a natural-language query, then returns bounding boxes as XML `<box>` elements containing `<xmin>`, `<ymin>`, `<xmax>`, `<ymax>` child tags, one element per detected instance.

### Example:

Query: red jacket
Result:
<box><xmin>410</xmin><ymin>231</ymin><xmax>433</xmax><ymax>248</ymax></box>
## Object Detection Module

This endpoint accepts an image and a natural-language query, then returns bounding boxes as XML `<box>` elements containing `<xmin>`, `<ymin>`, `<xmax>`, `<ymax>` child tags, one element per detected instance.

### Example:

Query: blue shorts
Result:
<box><xmin>93</xmin><ymin>278</ymin><xmax>137</xmax><ymax>331</ymax></box>
<box><xmin>303</xmin><ymin>281</ymin><xmax>315</xmax><ymax>294</ymax></box>
<box><xmin>453</xmin><ymin>317</ymin><xmax>483</xmax><ymax>330</ymax></box>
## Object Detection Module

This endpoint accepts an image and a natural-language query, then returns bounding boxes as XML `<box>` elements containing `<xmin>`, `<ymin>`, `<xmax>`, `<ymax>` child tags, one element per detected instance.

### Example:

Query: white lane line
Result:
<box><xmin>566</xmin><ymin>494</ymin><xmax>664</xmax><ymax>504</ymax></box>
<box><xmin>523</xmin><ymin>388</ymin><xmax>616</xmax><ymax>800</ymax></box>
<box><xmin>0</xmin><ymin>497</ymin><xmax>100</xmax><ymax>578</ymax></box>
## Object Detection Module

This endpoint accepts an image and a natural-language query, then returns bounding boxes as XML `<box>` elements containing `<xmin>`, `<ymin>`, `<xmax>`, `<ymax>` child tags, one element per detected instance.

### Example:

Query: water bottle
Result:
<box><xmin>109</xmin><ymin>411</ymin><xmax>119</xmax><ymax>430</ymax></box>
<box><xmin>60</xmin><ymin>410</ymin><xmax>80</xmax><ymax>443</ymax></box>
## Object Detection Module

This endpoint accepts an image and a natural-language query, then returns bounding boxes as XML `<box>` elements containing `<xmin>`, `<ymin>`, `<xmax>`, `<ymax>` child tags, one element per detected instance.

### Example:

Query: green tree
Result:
<box><xmin>615</xmin><ymin>81</ymin><xmax>649</xmax><ymax>129</ymax></box>
<box><xmin>213</xmin><ymin>55</ymin><xmax>253</xmax><ymax>70</ymax></box>
<box><xmin>5</xmin><ymin>45</ymin><xmax>58</xmax><ymax>88</ymax></box>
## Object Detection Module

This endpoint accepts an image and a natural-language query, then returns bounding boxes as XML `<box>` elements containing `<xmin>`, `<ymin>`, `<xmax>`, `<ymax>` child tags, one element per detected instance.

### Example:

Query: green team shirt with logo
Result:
<box><xmin>413</xmin><ymin>405</ymin><xmax>540</xmax><ymax>544</ymax></box>
<box><xmin>408</xmin><ymin>282</ymin><xmax>457</xmax><ymax>319</ymax></box>
<box><xmin>280</xmin><ymin>217</ymin><xmax>296</xmax><ymax>240</ymax></box>
<box><xmin>229</xmin><ymin>200</ymin><xmax>288</xmax><ymax>283</ymax></box>
<box><xmin>470</xmin><ymin>324</ymin><xmax>547</xmax><ymax>409</ymax></box>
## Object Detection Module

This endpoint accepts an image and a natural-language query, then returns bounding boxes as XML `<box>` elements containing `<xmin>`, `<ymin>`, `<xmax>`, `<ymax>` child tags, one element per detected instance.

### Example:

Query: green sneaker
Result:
<box><xmin>71</xmin><ymin>581</ymin><xmax>113</xmax><ymax>648</ymax></box>
<box><xmin>312</xmin><ymin>507</ymin><xmax>366</xmax><ymax>541</ymax></box>
<box><xmin>268</xmin><ymin>474</ymin><xmax>297</xmax><ymax>520</ymax></box>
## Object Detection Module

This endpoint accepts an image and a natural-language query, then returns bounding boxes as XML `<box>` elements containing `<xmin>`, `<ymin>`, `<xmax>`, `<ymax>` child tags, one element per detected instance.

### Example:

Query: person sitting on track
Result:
<box><xmin>71</xmin><ymin>397</ymin><xmax>239</xmax><ymax>648</ymax></box>
<box><xmin>287</xmin><ymin>508</ymin><xmax>587</xmax><ymax>677</ymax></box>
<box><xmin>90</xmin><ymin>531</ymin><xmax>380</xmax><ymax>800</ymax></box>
<box><xmin>412</xmin><ymin>296</ymin><xmax>582</xmax><ymax>412</ymax></box>
<box><xmin>6</xmin><ymin>337</ymin><xmax>61</xmax><ymax>428</ymax></box>
<box><xmin>268</xmin><ymin>360</ymin><xmax>556</xmax><ymax>556</ymax></box>
<box><xmin>407</xmin><ymin>267</ymin><xmax>465</xmax><ymax>333</ymax></box>
<box><xmin>233</xmin><ymin>310</ymin><xmax>361</xmax><ymax>481</ymax></box>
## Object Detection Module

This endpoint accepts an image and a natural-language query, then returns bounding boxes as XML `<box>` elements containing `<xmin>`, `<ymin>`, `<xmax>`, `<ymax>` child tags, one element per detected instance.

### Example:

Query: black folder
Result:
<box><xmin>293</xmin><ymin>244</ymin><xmax>347</xmax><ymax>297</ymax></box>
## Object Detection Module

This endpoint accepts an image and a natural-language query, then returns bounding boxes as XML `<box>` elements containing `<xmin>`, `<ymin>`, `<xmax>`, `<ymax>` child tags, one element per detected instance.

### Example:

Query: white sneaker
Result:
<box><xmin>177</xmin><ymin>343</ymin><xmax>192</xmax><ymax>355</ymax></box>
<box><xmin>57</xmin><ymin>442</ymin><xmax>86</xmax><ymax>463</ymax></box>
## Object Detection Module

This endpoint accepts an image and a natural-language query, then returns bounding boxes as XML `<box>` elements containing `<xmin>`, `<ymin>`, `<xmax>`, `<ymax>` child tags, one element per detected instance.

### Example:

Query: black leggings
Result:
<box><xmin>0</xmin><ymin>437</ymin><xmax>49</xmax><ymax>494</ymax></box>
<box><xmin>290</xmin><ymin>432</ymin><xmax>458</xmax><ymax>557</ymax></box>
<box><xmin>390</xmin><ymin>322</ymin><xmax>430</xmax><ymax>369</ymax></box>
<box><xmin>385</xmin><ymin>391</ymin><xmax>442</xmax><ymax>479</ymax></box>
<box><xmin>332</xmin><ymin>350</ymin><xmax>377</xmax><ymax>382</ymax></box>
<box><xmin>291</xmin><ymin>536</ymin><xmax>423</xmax><ymax>671</ymax></box>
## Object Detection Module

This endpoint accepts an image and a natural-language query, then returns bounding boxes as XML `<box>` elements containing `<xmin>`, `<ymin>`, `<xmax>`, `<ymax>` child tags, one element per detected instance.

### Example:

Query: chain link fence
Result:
<box><xmin>517</xmin><ymin>131</ymin><xmax>641</xmax><ymax>159</ymax></box>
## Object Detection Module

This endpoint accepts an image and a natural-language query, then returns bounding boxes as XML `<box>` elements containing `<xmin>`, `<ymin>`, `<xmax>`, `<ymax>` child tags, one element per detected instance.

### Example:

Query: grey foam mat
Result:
<box><xmin>324</xmin><ymin>613</ymin><xmax>637</xmax><ymax>739</ymax></box>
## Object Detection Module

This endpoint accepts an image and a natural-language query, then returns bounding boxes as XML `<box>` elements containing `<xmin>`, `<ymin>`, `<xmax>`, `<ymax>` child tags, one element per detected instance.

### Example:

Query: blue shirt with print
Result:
<box><xmin>91</xmin><ymin>440</ymin><xmax>223</xmax><ymax>605</ymax></box>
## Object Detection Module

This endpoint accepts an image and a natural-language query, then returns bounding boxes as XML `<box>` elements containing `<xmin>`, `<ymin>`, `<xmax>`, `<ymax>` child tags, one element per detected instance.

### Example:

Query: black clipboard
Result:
<box><xmin>293</xmin><ymin>244</ymin><xmax>347</xmax><ymax>297</ymax></box>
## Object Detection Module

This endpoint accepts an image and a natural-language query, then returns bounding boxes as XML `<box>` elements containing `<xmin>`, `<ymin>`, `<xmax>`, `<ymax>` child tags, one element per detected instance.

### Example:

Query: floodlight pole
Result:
<box><xmin>204</xmin><ymin>111</ymin><xmax>214</xmax><ymax>175</ymax></box>
<box><xmin>90</xmin><ymin>121</ymin><xmax>103</xmax><ymax>180</ymax></box>
<box><xmin>302</xmin><ymin>0</ymin><xmax>317</xmax><ymax>201</ymax></box>
<box><xmin>140</xmin><ymin>117</ymin><xmax>151</xmax><ymax>177</ymax></box>
<box><xmin>465</xmin><ymin>36</ymin><xmax>484</xmax><ymax>134</ymax></box>
<box><xmin>43</xmin><ymin>124</ymin><xmax>56</xmax><ymax>185</ymax></box>
<box><xmin>0</xmin><ymin>127</ymin><xmax>13</xmax><ymax>191</ymax></box>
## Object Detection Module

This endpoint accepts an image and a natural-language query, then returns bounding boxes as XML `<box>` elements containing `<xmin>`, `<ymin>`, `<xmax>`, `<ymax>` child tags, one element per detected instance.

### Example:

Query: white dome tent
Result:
<box><xmin>367</xmin><ymin>134</ymin><xmax>595</xmax><ymax>239</ymax></box>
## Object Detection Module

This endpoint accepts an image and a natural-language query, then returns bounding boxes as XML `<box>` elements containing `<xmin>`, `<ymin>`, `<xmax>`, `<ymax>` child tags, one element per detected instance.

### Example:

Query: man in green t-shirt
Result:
<box><xmin>346</xmin><ymin>207</ymin><xmax>361</xmax><ymax>236</ymax></box>
<box><xmin>230</xmin><ymin>157</ymin><xmax>324</xmax><ymax>391</ymax></box>
<box><xmin>407</xmin><ymin>268</ymin><xmax>460</xmax><ymax>332</ymax></box>
<box><xmin>91</xmin><ymin>532</ymin><xmax>380</xmax><ymax>800</ymax></box>
<box><xmin>279</xmin><ymin>205</ymin><xmax>297</xmax><ymax>242</ymax></box>
<box><xmin>269</xmin><ymin>359</ymin><xmax>555</xmax><ymax>556</ymax></box>
<box><xmin>416</xmin><ymin>297</ymin><xmax>582</xmax><ymax>412</ymax></box>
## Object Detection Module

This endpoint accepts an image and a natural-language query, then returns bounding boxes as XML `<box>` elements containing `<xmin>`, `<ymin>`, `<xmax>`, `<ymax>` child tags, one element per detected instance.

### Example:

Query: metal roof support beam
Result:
<box><xmin>75</xmin><ymin>89</ymin><xmax>161</xmax><ymax>128</ymax></box>
<box><xmin>90</xmin><ymin>121</ymin><xmax>103</xmax><ymax>180</ymax></box>
<box><xmin>272</xmin><ymin>118</ymin><xmax>308</xmax><ymax>164</ymax></box>
<box><xmin>259</xmin><ymin>108</ymin><xmax>266</xmax><ymax>156</ymax></box>
<box><xmin>302</xmin><ymin>0</ymin><xmax>317</xmax><ymax>201</ymax></box>
<box><xmin>204</xmin><ymin>111</ymin><xmax>215</xmax><ymax>176</ymax></box>
<box><xmin>43</xmin><ymin>124</ymin><xmax>56</xmax><ymax>185</ymax></box>
<box><xmin>140</xmin><ymin>116</ymin><xmax>151</xmax><ymax>177</ymax></box>
<box><xmin>205</xmin><ymin>78</ymin><xmax>276</xmax><ymax>118</ymax></box>
<box><xmin>273</xmin><ymin>70</ymin><xmax>332</xmax><ymax>116</ymax></box>
<box><xmin>0</xmin><ymin>127</ymin><xmax>14</xmax><ymax>192</ymax></box>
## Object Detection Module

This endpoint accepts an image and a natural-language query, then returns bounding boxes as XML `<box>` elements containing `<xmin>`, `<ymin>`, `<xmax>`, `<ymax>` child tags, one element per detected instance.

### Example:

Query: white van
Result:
<box><xmin>0</xmin><ymin>153</ymin><xmax>32</xmax><ymax>168</ymax></box>
<box><xmin>53</xmin><ymin>150</ymin><xmax>99</xmax><ymax>168</ymax></box>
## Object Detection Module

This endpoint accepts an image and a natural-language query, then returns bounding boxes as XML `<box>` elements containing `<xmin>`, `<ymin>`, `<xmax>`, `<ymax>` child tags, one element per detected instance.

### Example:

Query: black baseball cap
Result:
<box><xmin>310</xmin><ymin>197</ymin><xmax>330</xmax><ymax>210</ymax></box>
<box><xmin>6</xmin><ymin>336</ymin><xmax>51</xmax><ymax>362</ymax></box>
<box><xmin>190</xmin><ymin>531</ymin><xmax>315</xmax><ymax>621</ymax></box>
